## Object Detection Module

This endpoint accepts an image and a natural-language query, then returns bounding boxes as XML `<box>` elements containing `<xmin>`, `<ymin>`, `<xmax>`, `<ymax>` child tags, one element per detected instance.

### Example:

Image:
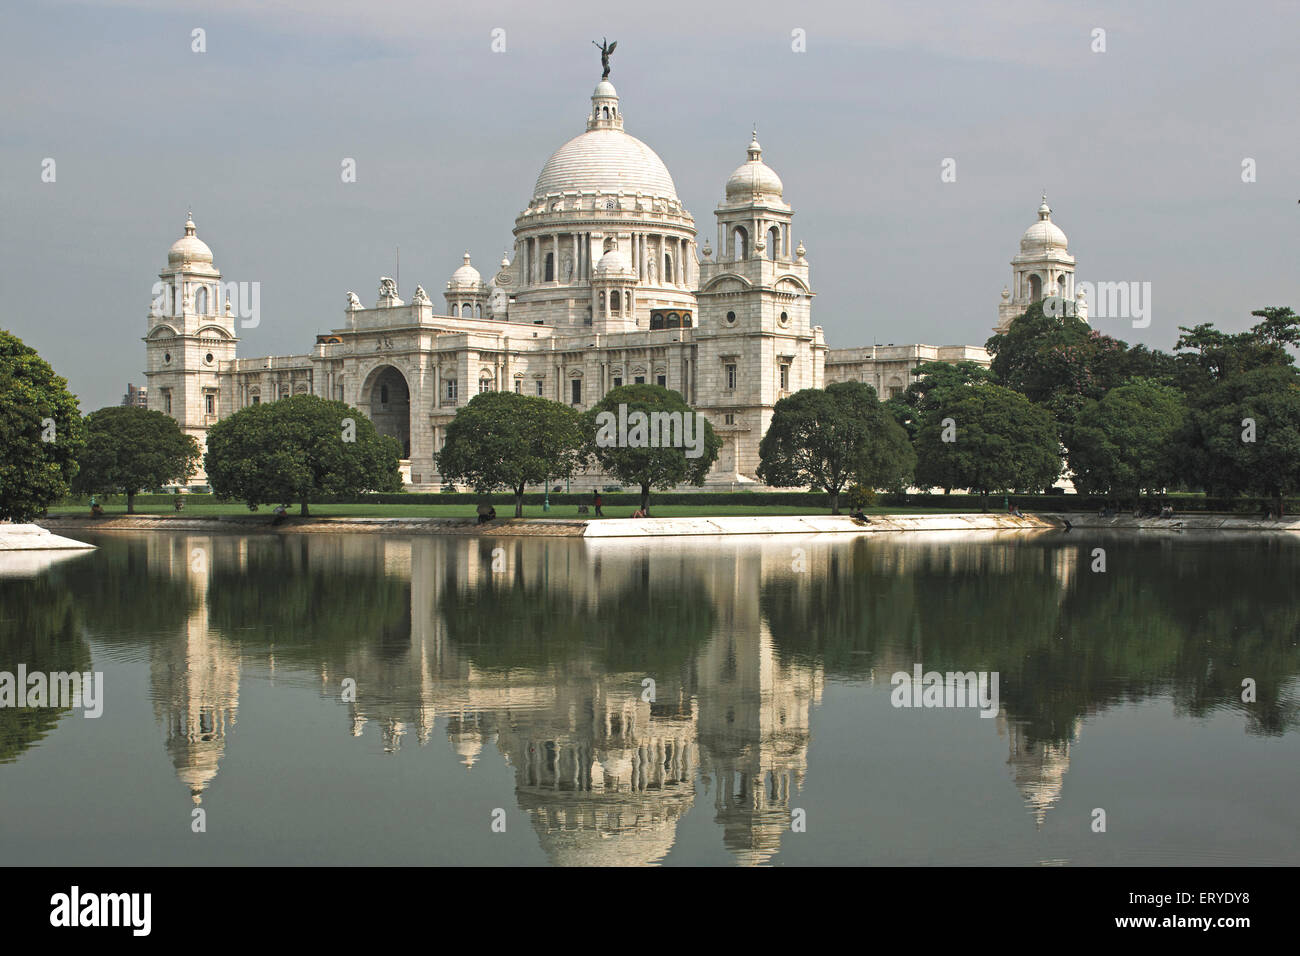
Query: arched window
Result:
<box><xmin>611</xmin><ymin>290</ymin><xmax>621</xmax><ymax>312</ymax></box>
<box><xmin>733</xmin><ymin>226</ymin><xmax>749</xmax><ymax>260</ymax></box>
<box><xmin>545</xmin><ymin>253</ymin><xmax>554</xmax><ymax>282</ymax></box>
<box><xmin>1028</xmin><ymin>274</ymin><xmax>1043</xmax><ymax>303</ymax></box>
<box><xmin>380</xmin><ymin>384</ymin><xmax>389</xmax><ymax>405</ymax></box>
<box><xmin>602</xmin><ymin>106</ymin><xmax>610</xmax><ymax>119</ymax></box>
<box><xmin>599</xmin><ymin>291</ymin><xmax>606</xmax><ymax>312</ymax></box>
<box><xmin>462</xmin><ymin>302</ymin><xmax>472</xmax><ymax>315</ymax></box>
<box><xmin>194</xmin><ymin>286</ymin><xmax>208</xmax><ymax>314</ymax></box>
<box><xmin>474</xmin><ymin>303</ymin><xmax>482</xmax><ymax>318</ymax></box>
<box><xmin>650</xmin><ymin>313</ymin><xmax>665</xmax><ymax>330</ymax></box>
<box><xmin>664</xmin><ymin>254</ymin><xmax>673</xmax><ymax>282</ymax></box>
<box><xmin>667</xmin><ymin>313</ymin><xmax>680</xmax><ymax>328</ymax></box>
<box><xmin>768</xmin><ymin>226</ymin><xmax>780</xmax><ymax>260</ymax></box>
<box><xmin>450</xmin><ymin>304</ymin><xmax>459</xmax><ymax>317</ymax></box>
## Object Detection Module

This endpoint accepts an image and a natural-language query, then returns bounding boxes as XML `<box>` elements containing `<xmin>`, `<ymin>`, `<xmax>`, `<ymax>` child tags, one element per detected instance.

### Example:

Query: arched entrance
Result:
<box><xmin>363</xmin><ymin>365</ymin><xmax>411</xmax><ymax>458</ymax></box>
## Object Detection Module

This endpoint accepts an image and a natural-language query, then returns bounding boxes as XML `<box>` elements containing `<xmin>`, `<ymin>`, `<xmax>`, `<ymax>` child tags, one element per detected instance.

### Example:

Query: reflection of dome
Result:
<box><xmin>725</xmin><ymin>133</ymin><xmax>783</xmax><ymax>201</ymax></box>
<box><xmin>168</xmin><ymin>213</ymin><xmax>213</xmax><ymax>265</ymax></box>
<box><xmin>533</xmin><ymin>82</ymin><xmax>678</xmax><ymax>201</ymax></box>
<box><xmin>1019</xmin><ymin>196</ymin><xmax>1068</xmax><ymax>253</ymax></box>
<box><xmin>448</xmin><ymin>252</ymin><xmax>482</xmax><ymax>287</ymax></box>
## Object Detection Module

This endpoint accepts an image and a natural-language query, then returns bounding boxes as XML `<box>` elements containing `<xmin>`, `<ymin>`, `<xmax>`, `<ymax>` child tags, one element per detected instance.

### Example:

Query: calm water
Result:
<box><xmin>1</xmin><ymin>529</ymin><xmax>1297</xmax><ymax>866</ymax></box>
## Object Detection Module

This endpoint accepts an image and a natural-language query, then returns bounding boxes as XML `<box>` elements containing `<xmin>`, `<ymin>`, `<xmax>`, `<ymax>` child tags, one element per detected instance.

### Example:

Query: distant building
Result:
<box><xmin>122</xmin><ymin>382</ymin><xmax>148</xmax><ymax>408</ymax></box>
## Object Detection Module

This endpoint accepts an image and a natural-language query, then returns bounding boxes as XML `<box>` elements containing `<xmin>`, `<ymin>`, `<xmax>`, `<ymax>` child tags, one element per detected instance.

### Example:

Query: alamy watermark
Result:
<box><xmin>0</xmin><ymin>666</ymin><xmax>104</xmax><ymax>717</ymax></box>
<box><xmin>595</xmin><ymin>403</ymin><xmax>705</xmax><ymax>458</ymax></box>
<box><xmin>151</xmin><ymin>277</ymin><xmax>261</xmax><ymax>328</ymax></box>
<box><xmin>1043</xmin><ymin>282</ymin><xmax>1152</xmax><ymax>328</ymax></box>
<box><xmin>890</xmin><ymin>664</ymin><xmax>999</xmax><ymax>718</ymax></box>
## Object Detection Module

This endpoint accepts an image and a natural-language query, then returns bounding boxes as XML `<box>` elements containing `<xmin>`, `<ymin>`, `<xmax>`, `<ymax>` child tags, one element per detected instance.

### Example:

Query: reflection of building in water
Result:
<box><xmin>997</xmin><ymin>713</ymin><xmax>1081</xmax><ymax>828</ymax></box>
<box><xmin>315</xmin><ymin>535</ymin><xmax>824</xmax><ymax>865</ymax></box>
<box><xmin>147</xmin><ymin>535</ymin><xmax>240</xmax><ymax>806</ymax></box>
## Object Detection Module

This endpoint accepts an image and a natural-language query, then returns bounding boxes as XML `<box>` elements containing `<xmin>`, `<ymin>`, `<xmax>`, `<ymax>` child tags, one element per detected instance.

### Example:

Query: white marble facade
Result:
<box><xmin>145</xmin><ymin>69</ymin><xmax>1066</xmax><ymax>491</ymax></box>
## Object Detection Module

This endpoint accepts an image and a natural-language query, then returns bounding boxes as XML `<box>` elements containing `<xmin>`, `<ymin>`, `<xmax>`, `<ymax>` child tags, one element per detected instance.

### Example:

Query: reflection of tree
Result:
<box><xmin>207</xmin><ymin>543</ymin><xmax>411</xmax><ymax>662</ymax></box>
<box><xmin>762</xmin><ymin>535</ymin><xmax>1300</xmax><ymax>746</ymax></box>
<box><xmin>439</xmin><ymin>574</ymin><xmax>715</xmax><ymax>675</ymax></box>
<box><xmin>50</xmin><ymin>537</ymin><xmax>195</xmax><ymax>642</ymax></box>
<box><xmin>0</xmin><ymin>575</ymin><xmax>92</xmax><ymax>762</ymax></box>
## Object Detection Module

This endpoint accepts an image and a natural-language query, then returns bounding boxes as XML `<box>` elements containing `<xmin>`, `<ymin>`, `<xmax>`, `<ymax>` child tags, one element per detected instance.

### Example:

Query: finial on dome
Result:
<box><xmin>463</xmin><ymin>251</ymin><xmax>472</xmax><ymax>265</ymax></box>
<box><xmin>747</xmin><ymin>127</ymin><xmax>762</xmax><ymax>161</ymax></box>
<box><xmin>1038</xmin><ymin>192</ymin><xmax>1051</xmax><ymax>220</ymax></box>
<box><xmin>184</xmin><ymin>210</ymin><xmax>196</xmax><ymax>236</ymax></box>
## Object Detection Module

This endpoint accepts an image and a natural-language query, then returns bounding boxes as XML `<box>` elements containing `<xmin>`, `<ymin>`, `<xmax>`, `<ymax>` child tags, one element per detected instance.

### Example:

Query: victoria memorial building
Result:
<box><xmin>144</xmin><ymin>63</ymin><xmax>1084</xmax><ymax>490</ymax></box>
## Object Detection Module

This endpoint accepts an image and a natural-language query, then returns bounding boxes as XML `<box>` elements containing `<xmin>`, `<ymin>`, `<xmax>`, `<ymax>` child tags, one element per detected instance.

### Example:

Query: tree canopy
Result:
<box><xmin>71</xmin><ymin>405</ymin><xmax>200</xmax><ymax>512</ymax></box>
<box><xmin>582</xmin><ymin>384</ymin><xmax>720</xmax><ymax>511</ymax></box>
<box><xmin>1065</xmin><ymin>378</ymin><xmax>1188</xmax><ymax>500</ymax></box>
<box><xmin>0</xmin><ymin>330</ymin><xmax>85</xmax><ymax>522</ymax></box>
<box><xmin>914</xmin><ymin>382</ymin><xmax>1061</xmax><ymax>506</ymax></box>
<box><xmin>204</xmin><ymin>394</ymin><xmax>402</xmax><ymax>515</ymax></box>
<box><xmin>757</xmin><ymin>380</ymin><xmax>912</xmax><ymax>513</ymax></box>
<box><xmin>436</xmin><ymin>391</ymin><xmax>586</xmax><ymax>516</ymax></box>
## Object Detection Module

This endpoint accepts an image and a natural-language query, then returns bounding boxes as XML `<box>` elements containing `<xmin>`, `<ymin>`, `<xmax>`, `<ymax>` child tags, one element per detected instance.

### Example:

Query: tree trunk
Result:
<box><xmin>300</xmin><ymin>497</ymin><xmax>310</xmax><ymax>517</ymax></box>
<box><xmin>980</xmin><ymin>491</ymin><xmax>989</xmax><ymax>513</ymax></box>
<box><xmin>640</xmin><ymin>484</ymin><xmax>650</xmax><ymax>513</ymax></box>
<box><xmin>126</xmin><ymin>491</ymin><xmax>135</xmax><ymax>515</ymax></box>
<box><xmin>515</xmin><ymin>485</ymin><xmax>525</xmax><ymax>518</ymax></box>
<box><xmin>828</xmin><ymin>489</ymin><xmax>840</xmax><ymax>515</ymax></box>
<box><xmin>1275</xmin><ymin>494</ymin><xmax>1284</xmax><ymax>518</ymax></box>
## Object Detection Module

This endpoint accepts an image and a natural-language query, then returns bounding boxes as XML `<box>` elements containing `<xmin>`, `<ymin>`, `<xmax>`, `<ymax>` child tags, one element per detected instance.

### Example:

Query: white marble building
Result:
<box><xmin>144</xmin><ymin>66</ymin><xmax>1068</xmax><ymax>491</ymax></box>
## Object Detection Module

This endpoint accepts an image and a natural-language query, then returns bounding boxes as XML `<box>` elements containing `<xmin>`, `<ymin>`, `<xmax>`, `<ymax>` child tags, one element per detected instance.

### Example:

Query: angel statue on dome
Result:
<box><xmin>593</xmin><ymin>38</ymin><xmax>616</xmax><ymax>79</ymax></box>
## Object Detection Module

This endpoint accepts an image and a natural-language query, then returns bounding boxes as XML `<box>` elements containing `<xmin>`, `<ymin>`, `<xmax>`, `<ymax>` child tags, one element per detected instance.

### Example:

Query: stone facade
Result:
<box><xmin>144</xmin><ymin>68</ymin><xmax>1064</xmax><ymax>491</ymax></box>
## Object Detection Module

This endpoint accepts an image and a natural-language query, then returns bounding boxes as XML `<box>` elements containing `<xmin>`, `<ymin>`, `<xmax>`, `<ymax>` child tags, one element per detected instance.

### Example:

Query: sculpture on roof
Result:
<box><xmin>593</xmin><ymin>37</ymin><xmax>617</xmax><ymax>79</ymax></box>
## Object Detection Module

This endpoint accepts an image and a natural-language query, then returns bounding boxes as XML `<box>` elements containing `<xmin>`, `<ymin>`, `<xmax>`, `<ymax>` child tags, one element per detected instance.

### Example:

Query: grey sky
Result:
<box><xmin>2</xmin><ymin>0</ymin><xmax>1296</xmax><ymax>410</ymax></box>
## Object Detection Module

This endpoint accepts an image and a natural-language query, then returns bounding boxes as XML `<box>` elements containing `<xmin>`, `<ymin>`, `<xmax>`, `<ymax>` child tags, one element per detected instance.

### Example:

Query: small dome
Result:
<box><xmin>594</xmin><ymin>248</ymin><xmax>634</xmax><ymax>277</ymax></box>
<box><xmin>725</xmin><ymin>133</ymin><xmax>783</xmax><ymax>201</ymax></box>
<box><xmin>592</xmin><ymin>79</ymin><xmax>617</xmax><ymax>99</ymax></box>
<box><xmin>1020</xmin><ymin>195</ymin><xmax>1068</xmax><ymax>252</ymax></box>
<box><xmin>448</xmin><ymin>252</ymin><xmax>482</xmax><ymax>287</ymax></box>
<box><xmin>168</xmin><ymin>213</ymin><xmax>213</xmax><ymax>265</ymax></box>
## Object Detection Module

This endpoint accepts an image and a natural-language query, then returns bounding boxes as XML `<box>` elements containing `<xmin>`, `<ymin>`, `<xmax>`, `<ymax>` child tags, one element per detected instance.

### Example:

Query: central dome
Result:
<box><xmin>532</xmin><ymin>81</ymin><xmax>678</xmax><ymax>202</ymax></box>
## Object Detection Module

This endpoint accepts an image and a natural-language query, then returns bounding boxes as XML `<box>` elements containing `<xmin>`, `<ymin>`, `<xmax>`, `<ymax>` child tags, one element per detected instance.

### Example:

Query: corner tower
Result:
<box><xmin>143</xmin><ymin>213</ymin><xmax>238</xmax><ymax>486</ymax></box>
<box><xmin>695</xmin><ymin>132</ymin><xmax>823</xmax><ymax>480</ymax></box>
<box><xmin>996</xmin><ymin>195</ymin><xmax>1084</xmax><ymax>333</ymax></box>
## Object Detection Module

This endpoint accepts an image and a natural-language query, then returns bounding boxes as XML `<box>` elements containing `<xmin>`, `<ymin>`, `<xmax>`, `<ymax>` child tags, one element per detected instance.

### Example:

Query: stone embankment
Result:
<box><xmin>34</xmin><ymin>511</ymin><xmax>1300</xmax><ymax>539</ymax></box>
<box><xmin>0</xmin><ymin>523</ymin><xmax>97</xmax><ymax>550</ymax></box>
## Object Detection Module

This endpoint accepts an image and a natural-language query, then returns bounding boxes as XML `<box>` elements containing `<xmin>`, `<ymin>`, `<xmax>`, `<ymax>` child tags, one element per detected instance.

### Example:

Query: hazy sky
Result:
<box><xmin>2</xmin><ymin>0</ymin><xmax>1296</xmax><ymax>410</ymax></box>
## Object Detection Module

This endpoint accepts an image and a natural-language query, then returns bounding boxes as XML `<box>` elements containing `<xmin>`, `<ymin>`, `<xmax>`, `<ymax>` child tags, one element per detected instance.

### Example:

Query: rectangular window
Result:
<box><xmin>779</xmin><ymin>364</ymin><xmax>789</xmax><ymax>391</ymax></box>
<box><xmin>656</xmin><ymin>374</ymin><xmax>666</xmax><ymax>387</ymax></box>
<box><xmin>514</xmin><ymin>380</ymin><xmax>521</xmax><ymax>393</ymax></box>
<box><xmin>536</xmin><ymin>380</ymin><xmax>544</xmax><ymax>396</ymax></box>
<box><xmin>571</xmin><ymin>379</ymin><xmax>582</xmax><ymax>405</ymax></box>
<box><xmin>725</xmin><ymin>364</ymin><xmax>737</xmax><ymax>390</ymax></box>
<box><xmin>251</xmin><ymin>394</ymin><xmax>260</xmax><ymax>405</ymax></box>
<box><xmin>634</xmin><ymin>375</ymin><xmax>645</xmax><ymax>385</ymax></box>
<box><xmin>205</xmin><ymin>394</ymin><xmax>215</xmax><ymax>415</ymax></box>
<box><xmin>479</xmin><ymin>378</ymin><xmax>492</xmax><ymax>394</ymax></box>
<box><xmin>446</xmin><ymin>380</ymin><xmax>458</xmax><ymax>403</ymax></box>
<box><xmin>163</xmin><ymin>390</ymin><xmax>172</xmax><ymax>414</ymax></box>
<box><xmin>613</xmin><ymin>377</ymin><xmax>622</xmax><ymax>388</ymax></box>
<box><xmin>724</xmin><ymin>413</ymin><xmax>735</xmax><ymax>425</ymax></box>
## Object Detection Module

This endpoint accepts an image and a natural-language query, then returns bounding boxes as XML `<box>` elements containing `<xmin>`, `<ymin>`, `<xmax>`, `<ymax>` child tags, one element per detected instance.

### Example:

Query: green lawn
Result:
<box><xmin>46</xmin><ymin>502</ymin><xmax>957</xmax><ymax>519</ymax></box>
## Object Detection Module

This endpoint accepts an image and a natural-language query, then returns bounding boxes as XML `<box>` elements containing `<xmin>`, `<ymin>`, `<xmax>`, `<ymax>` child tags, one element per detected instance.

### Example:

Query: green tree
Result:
<box><xmin>1065</xmin><ymin>379</ymin><xmax>1188</xmax><ymax>503</ymax></box>
<box><xmin>71</xmin><ymin>405</ymin><xmax>200</xmax><ymax>513</ymax></box>
<box><xmin>204</xmin><ymin>395</ymin><xmax>402</xmax><ymax>515</ymax></box>
<box><xmin>583</xmin><ymin>384</ymin><xmax>721</xmax><ymax>512</ymax></box>
<box><xmin>757</xmin><ymin>381</ymin><xmax>911</xmax><ymax>513</ymax></box>
<box><xmin>436</xmin><ymin>391</ymin><xmax>585</xmax><ymax>517</ymax></box>
<box><xmin>1184</xmin><ymin>364</ymin><xmax>1300</xmax><ymax>514</ymax></box>
<box><xmin>914</xmin><ymin>382</ymin><xmax>1061</xmax><ymax>509</ymax></box>
<box><xmin>0</xmin><ymin>330</ymin><xmax>85</xmax><ymax>522</ymax></box>
<box><xmin>985</xmin><ymin>302</ymin><xmax>1129</xmax><ymax>429</ymax></box>
<box><xmin>1173</xmin><ymin>307</ymin><xmax>1299</xmax><ymax>393</ymax></box>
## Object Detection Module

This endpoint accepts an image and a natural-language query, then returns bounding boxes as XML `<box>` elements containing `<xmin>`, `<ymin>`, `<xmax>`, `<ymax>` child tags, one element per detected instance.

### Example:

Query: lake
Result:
<box><xmin>1</xmin><ymin>529</ymin><xmax>1297</xmax><ymax>866</ymax></box>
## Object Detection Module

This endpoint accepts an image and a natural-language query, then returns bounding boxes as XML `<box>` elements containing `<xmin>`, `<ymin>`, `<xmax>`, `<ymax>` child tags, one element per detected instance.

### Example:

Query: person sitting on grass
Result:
<box><xmin>631</xmin><ymin>506</ymin><xmax>650</xmax><ymax>518</ymax></box>
<box><xmin>476</xmin><ymin>503</ymin><xmax>497</xmax><ymax>525</ymax></box>
<box><xmin>89</xmin><ymin>497</ymin><xmax>104</xmax><ymax>518</ymax></box>
<box><xmin>271</xmin><ymin>503</ymin><xmax>288</xmax><ymax>526</ymax></box>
